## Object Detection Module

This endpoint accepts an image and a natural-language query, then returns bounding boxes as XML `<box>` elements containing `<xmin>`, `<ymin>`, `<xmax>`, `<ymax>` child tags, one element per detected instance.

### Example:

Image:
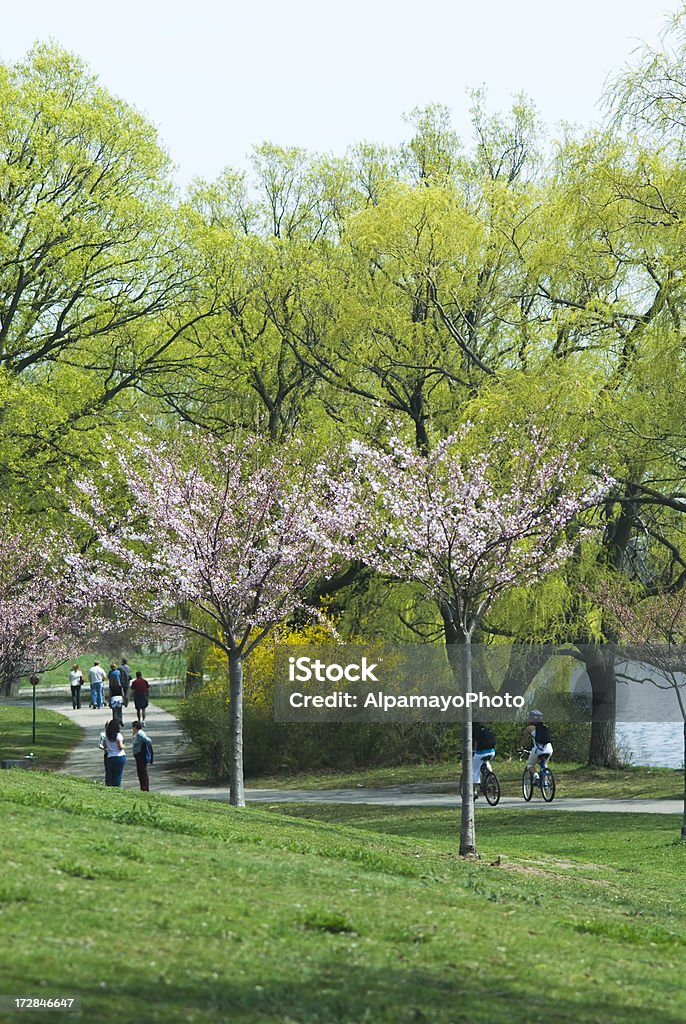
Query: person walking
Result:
<box><xmin>108</xmin><ymin>666</ymin><xmax>124</xmax><ymax>726</ymax></box>
<box><xmin>130</xmin><ymin>671</ymin><xmax>150</xmax><ymax>725</ymax></box>
<box><xmin>131</xmin><ymin>721</ymin><xmax>151</xmax><ymax>791</ymax></box>
<box><xmin>118</xmin><ymin>658</ymin><xmax>131</xmax><ymax>706</ymax></box>
<box><xmin>108</xmin><ymin>662</ymin><xmax>121</xmax><ymax>691</ymax></box>
<box><xmin>109</xmin><ymin>690</ymin><xmax>124</xmax><ymax>727</ymax></box>
<box><xmin>69</xmin><ymin>664</ymin><xmax>84</xmax><ymax>710</ymax></box>
<box><xmin>103</xmin><ymin>718</ymin><xmax>126</xmax><ymax>786</ymax></box>
<box><xmin>88</xmin><ymin>661</ymin><xmax>107</xmax><ymax>709</ymax></box>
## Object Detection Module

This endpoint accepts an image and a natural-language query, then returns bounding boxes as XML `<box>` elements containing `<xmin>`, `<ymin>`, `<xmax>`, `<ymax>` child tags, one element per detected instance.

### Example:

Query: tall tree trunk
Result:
<box><xmin>458</xmin><ymin>637</ymin><xmax>477</xmax><ymax>858</ymax></box>
<box><xmin>581</xmin><ymin>483</ymin><xmax>639</xmax><ymax>765</ymax></box>
<box><xmin>581</xmin><ymin>645</ymin><xmax>618</xmax><ymax>767</ymax></box>
<box><xmin>442</xmin><ymin>604</ymin><xmax>477</xmax><ymax>859</ymax></box>
<box><xmin>409</xmin><ymin>383</ymin><xmax>429</xmax><ymax>455</ymax></box>
<box><xmin>228</xmin><ymin>650</ymin><xmax>245</xmax><ymax>807</ymax></box>
<box><xmin>682</xmin><ymin>721</ymin><xmax>686</xmax><ymax>842</ymax></box>
<box><xmin>440</xmin><ymin>606</ymin><xmax>479</xmax><ymax>856</ymax></box>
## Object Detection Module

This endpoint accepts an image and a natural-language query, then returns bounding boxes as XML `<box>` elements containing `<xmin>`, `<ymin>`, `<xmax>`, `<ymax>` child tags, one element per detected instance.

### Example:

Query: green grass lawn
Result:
<box><xmin>0</xmin><ymin>706</ymin><xmax>82</xmax><ymax>767</ymax></box>
<box><xmin>244</xmin><ymin>758</ymin><xmax>685</xmax><ymax>800</ymax></box>
<box><xmin>149</xmin><ymin>695</ymin><xmax>185</xmax><ymax>715</ymax></box>
<box><xmin>19</xmin><ymin>651</ymin><xmax>186</xmax><ymax>689</ymax></box>
<box><xmin>0</xmin><ymin>771</ymin><xmax>684</xmax><ymax>1023</ymax></box>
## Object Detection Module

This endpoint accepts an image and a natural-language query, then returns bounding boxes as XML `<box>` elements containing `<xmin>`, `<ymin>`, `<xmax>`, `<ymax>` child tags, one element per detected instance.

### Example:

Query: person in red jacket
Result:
<box><xmin>130</xmin><ymin>670</ymin><xmax>150</xmax><ymax>725</ymax></box>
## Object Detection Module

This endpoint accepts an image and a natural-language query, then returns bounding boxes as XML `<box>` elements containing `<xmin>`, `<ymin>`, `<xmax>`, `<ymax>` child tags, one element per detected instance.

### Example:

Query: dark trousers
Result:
<box><xmin>70</xmin><ymin>684</ymin><xmax>81</xmax><ymax>709</ymax></box>
<box><xmin>105</xmin><ymin>755</ymin><xmax>126</xmax><ymax>787</ymax></box>
<box><xmin>134</xmin><ymin>752</ymin><xmax>150</xmax><ymax>791</ymax></box>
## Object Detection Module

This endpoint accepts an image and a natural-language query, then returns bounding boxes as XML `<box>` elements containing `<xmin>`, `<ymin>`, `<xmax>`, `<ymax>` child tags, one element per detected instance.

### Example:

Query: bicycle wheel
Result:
<box><xmin>483</xmin><ymin>770</ymin><xmax>500</xmax><ymax>806</ymax></box>
<box><xmin>522</xmin><ymin>769</ymin><xmax>533</xmax><ymax>802</ymax></box>
<box><xmin>541</xmin><ymin>766</ymin><xmax>556</xmax><ymax>802</ymax></box>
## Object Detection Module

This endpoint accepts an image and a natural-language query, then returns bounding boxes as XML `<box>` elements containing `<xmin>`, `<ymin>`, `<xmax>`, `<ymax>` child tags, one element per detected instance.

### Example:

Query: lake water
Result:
<box><xmin>615</xmin><ymin>722</ymin><xmax>684</xmax><ymax>769</ymax></box>
<box><xmin>570</xmin><ymin>660</ymin><xmax>685</xmax><ymax>769</ymax></box>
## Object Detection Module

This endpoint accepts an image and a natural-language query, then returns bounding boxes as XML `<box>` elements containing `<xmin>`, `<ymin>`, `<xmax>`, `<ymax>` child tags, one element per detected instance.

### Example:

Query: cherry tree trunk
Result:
<box><xmin>443</xmin><ymin>606</ymin><xmax>478</xmax><ymax>858</ymax></box>
<box><xmin>445</xmin><ymin>630</ymin><xmax>477</xmax><ymax>858</ymax></box>
<box><xmin>459</xmin><ymin>639</ymin><xmax>477</xmax><ymax>858</ymax></box>
<box><xmin>0</xmin><ymin>660</ymin><xmax>21</xmax><ymax>697</ymax></box>
<box><xmin>228</xmin><ymin>650</ymin><xmax>245</xmax><ymax>808</ymax></box>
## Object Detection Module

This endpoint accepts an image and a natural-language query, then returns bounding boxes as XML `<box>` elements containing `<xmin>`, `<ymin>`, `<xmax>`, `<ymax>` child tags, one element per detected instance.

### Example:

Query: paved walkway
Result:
<box><xmin>13</xmin><ymin>700</ymin><xmax>684</xmax><ymax>813</ymax></box>
<box><xmin>54</xmin><ymin>699</ymin><xmax>190</xmax><ymax>793</ymax></box>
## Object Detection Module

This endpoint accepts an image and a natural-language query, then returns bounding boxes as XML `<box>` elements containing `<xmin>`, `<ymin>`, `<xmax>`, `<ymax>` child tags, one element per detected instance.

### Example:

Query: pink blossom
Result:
<box><xmin>0</xmin><ymin>509</ymin><xmax>90</xmax><ymax>689</ymax></box>
<box><xmin>72</xmin><ymin>434</ymin><xmax>349</xmax><ymax>656</ymax></box>
<box><xmin>335</xmin><ymin>428</ymin><xmax>612</xmax><ymax>638</ymax></box>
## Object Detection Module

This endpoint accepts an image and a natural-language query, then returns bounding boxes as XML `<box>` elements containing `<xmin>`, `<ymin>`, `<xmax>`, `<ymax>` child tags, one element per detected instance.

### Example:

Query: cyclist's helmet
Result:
<box><xmin>529</xmin><ymin>709</ymin><xmax>544</xmax><ymax>722</ymax></box>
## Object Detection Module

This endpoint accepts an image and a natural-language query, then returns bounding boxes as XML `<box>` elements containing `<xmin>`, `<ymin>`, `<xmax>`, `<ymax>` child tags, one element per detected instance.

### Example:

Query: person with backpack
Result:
<box><xmin>118</xmin><ymin>658</ymin><xmax>131</xmax><ymax>706</ymax></box>
<box><xmin>131</xmin><ymin>721</ymin><xmax>153</xmax><ymax>791</ymax></box>
<box><xmin>472</xmin><ymin>721</ymin><xmax>497</xmax><ymax>800</ymax></box>
<box><xmin>519</xmin><ymin>710</ymin><xmax>553</xmax><ymax>786</ymax></box>
<box><xmin>107</xmin><ymin>669</ymin><xmax>123</xmax><ymax>719</ymax></box>
<box><xmin>108</xmin><ymin>662</ymin><xmax>121</xmax><ymax>691</ymax></box>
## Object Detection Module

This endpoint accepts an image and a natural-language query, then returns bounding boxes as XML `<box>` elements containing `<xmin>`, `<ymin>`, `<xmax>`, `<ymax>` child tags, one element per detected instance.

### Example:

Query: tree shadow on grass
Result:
<box><xmin>15</xmin><ymin>960</ymin><xmax>684</xmax><ymax>1024</ymax></box>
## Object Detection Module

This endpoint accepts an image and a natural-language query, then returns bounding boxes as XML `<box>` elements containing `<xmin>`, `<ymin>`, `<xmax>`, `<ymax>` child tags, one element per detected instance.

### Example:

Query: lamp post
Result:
<box><xmin>29</xmin><ymin>673</ymin><xmax>39</xmax><ymax>744</ymax></box>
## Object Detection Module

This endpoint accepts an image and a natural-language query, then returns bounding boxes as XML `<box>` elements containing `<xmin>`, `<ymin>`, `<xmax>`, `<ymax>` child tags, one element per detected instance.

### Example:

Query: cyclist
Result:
<box><xmin>519</xmin><ymin>710</ymin><xmax>553</xmax><ymax>786</ymax></box>
<box><xmin>472</xmin><ymin>721</ymin><xmax>496</xmax><ymax>799</ymax></box>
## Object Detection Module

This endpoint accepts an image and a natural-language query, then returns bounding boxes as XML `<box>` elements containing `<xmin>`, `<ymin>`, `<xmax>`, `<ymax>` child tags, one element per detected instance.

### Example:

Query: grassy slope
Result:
<box><xmin>0</xmin><ymin>706</ymin><xmax>82</xmax><ymax>766</ymax></box>
<box><xmin>0</xmin><ymin>772</ymin><xmax>684</xmax><ymax>1024</ymax></box>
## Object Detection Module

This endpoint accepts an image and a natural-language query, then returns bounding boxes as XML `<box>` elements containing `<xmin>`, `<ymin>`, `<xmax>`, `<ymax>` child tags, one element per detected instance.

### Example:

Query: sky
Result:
<box><xmin>1</xmin><ymin>0</ymin><xmax>677</xmax><ymax>187</ymax></box>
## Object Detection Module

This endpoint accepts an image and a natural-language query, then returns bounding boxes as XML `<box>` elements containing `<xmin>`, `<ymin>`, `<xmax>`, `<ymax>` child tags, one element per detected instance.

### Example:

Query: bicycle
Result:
<box><xmin>519</xmin><ymin>750</ymin><xmax>556</xmax><ymax>803</ymax></box>
<box><xmin>459</xmin><ymin>756</ymin><xmax>501</xmax><ymax>806</ymax></box>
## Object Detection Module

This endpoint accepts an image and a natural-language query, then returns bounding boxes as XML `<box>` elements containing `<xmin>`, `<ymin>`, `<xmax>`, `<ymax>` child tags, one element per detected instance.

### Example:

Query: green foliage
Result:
<box><xmin>178</xmin><ymin>684</ymin><xmax>588</xmax><ymax>781</ymax></box>
<box><xmin>0</xmin><ymin>43</ymin><xmax>204</xmax><ymax>517</ymax></box>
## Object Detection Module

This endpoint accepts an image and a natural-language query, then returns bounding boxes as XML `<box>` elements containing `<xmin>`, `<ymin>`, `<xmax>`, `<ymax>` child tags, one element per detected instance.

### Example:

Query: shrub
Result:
<box><xmin>177</xmin><ymin>630</ymin><xmax>592</xmax><ymax>780</ymax></box>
